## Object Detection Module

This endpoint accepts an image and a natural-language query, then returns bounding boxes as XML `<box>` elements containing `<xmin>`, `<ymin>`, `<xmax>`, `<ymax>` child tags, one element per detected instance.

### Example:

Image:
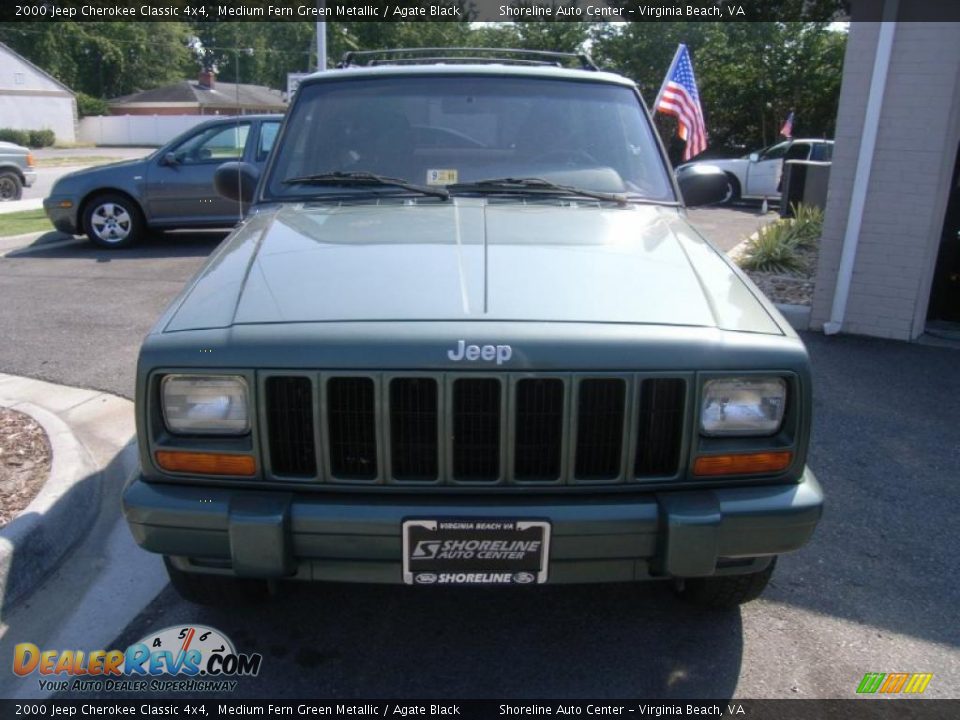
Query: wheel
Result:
<box><xmin>0</xmin><ymin>171</ymin><xmax>23</xmax><ymax>201</ymax></box>
<box><xmin>164</xmin><ymin>557</ymin><xmax>269</xmax><ymax>606</ymax></box>
<box><xmin>676</xmin><ymin>557</ymin><xmax>777</xmax><ymax>609</ymax></box>
<box><xmin>721</xmin><ymin>174</ymin><xmax>741</xmax><ymax>205</ymax></box>
<box><xmin>82</xmin><ymin>193</ymin><xmax>144</xmax><ymax>248</ymax></box>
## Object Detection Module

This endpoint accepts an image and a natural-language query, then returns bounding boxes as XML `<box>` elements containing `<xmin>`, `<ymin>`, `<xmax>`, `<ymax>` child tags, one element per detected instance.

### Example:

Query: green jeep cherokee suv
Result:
<box><xmin>122</xmin><ymin>49</ymin><xmax>823</xmax><ymax>608</ymax></box>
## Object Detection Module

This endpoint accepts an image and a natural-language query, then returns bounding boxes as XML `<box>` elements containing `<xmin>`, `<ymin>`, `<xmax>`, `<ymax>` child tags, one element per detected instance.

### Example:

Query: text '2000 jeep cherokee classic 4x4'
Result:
<box><xmin>122</xmin><ymin>49</ymin><xmax>823</xmax><ymax>608</ymax></box>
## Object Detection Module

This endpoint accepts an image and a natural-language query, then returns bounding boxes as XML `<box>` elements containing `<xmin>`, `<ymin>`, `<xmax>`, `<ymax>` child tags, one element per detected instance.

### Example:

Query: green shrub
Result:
<box><xmin>77</xmin><ymin>92</ymin><xmax>109</xmax><ymax>118</ymax></box>
<box><xmin>740</xmin><ymin>221</ymin><xmax>806</xmax><ymax>274</ymax></box>
<box><xmin>28</xmin><ymin>129</ymin><xmax>55</xmax><ymax>148</ymax></box>
<box><xmin>0</xmin><ymin>128</ymin><xmax>30</xmax><ymax>146</ymax></box>
<box><xmin>788</xmin><ymin>203</ymin><xmax>824</xmax><ymax>248</ymax></box>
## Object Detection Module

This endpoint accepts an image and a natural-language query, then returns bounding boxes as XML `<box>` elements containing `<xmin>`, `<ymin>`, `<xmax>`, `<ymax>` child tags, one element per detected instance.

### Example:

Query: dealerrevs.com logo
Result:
<box><xmin>856</xmin><ymin>672</ymin><xmax>933</xmax><ymax>695</ymax></box>
<box><xmin>12</xmin><ymin>625</ymin><xmax>262</xmax><ymax>693</ymax></box>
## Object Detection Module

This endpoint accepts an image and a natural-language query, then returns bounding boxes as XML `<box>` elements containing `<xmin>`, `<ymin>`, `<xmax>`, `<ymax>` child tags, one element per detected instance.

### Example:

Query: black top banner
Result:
<box><xmin>1</xmin><ymin>700</ymin><xmax>959</xmax><ymax>719</ymax></box>
<box><xmin>2</xmin><ymin>0</ymin><xmax>956</xmax><ymax>24</ymax></box>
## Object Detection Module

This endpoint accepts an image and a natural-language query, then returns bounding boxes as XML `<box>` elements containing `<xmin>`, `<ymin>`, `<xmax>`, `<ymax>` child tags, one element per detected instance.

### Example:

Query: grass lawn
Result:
<box><xmin>33</xmin><ymin>156</ymin><xmax>119</xmax><ymax>168</ymax></box>
<box><xmin>0</xmin><ymin>209</ymin><xmax>53</xmax><ymax>237</ymax></box>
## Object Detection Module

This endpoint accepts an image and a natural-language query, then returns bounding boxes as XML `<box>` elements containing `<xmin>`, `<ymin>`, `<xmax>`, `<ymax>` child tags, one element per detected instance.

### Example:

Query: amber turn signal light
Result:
<box><xmin>693</xmin><ymin>451</ymin><xmax>792</xmax><ymax>477</ymax></box>
<box><xmin>155</xmin><ymin>450</ymin><xmax>256</xmax><ymax>476</ymax></box>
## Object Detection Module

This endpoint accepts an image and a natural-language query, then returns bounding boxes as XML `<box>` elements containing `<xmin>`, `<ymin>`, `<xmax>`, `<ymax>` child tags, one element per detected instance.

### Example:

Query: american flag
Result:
<box><xmin>780</xmin><ymin>111</ymin><xmax>794</xmax><ymax>138</ymax></box>
<box><xmin>655</xmin><ymin>44</ymin><xmax>707</xmax><ymax>161</ymax></box>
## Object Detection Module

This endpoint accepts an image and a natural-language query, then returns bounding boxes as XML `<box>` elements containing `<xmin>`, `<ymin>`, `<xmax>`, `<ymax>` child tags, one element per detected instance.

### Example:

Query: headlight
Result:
<box><xmin>161</xmin><ymin>375</ymin><xmax>249</xmax><ymax>435</ymax></box>
<box><xmin>700</xmin><ymin>377</ymin><xmax>786</xmax><ymax>436</ymax></box>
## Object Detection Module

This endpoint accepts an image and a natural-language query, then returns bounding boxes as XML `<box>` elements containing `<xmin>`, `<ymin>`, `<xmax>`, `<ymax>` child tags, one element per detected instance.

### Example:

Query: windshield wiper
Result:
<box><xmin>282</xmin><ymin>171</ymin><xmax>449</xmax><ymax>200</ymax></box>
<box><xmin>449</xmin><ymin>177</ymin><xmax>627</xmax><ymax>206</ymax></box>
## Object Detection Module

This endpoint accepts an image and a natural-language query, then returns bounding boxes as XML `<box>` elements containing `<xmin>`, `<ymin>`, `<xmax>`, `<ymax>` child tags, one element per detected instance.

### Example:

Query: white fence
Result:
<box><xmin>78</xmin><ymin>115</ymin><xmax>223</xmax><ymax>146</ymax></box>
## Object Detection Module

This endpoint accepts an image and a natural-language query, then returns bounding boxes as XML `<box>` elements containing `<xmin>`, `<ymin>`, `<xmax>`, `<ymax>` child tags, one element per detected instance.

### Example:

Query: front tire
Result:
<box><xmin>83</xmin><ymin>193</ymin><xmax>144</xmax><ymax>248</ymax></box>
<box><xmin>677</xmin><ymin>557</ymin><xmax>777</xmax><ymax>609</ymax></box>
<box><xmin>721</xmin><ymin>174</ymin><xmax>741</xmax><ymax>205</ymax></box>
<box><xmin>164</xmin><ymin>557</ymin><xmax>268</xmax><ymax>606</ymax></box>
<box><xmin>0</xmin><ymin>171</ymin><xmax>23</xmax><ymax>201</ymax></box>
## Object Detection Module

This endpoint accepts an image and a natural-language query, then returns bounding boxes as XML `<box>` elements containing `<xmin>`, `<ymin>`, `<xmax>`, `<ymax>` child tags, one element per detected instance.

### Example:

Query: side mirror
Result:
<box><xmin>749</xmin><ymin>152</ymin><xmax>760</xmax><ymax>163</ymax></box>
<box><xmin>214</xmin><ymin>161</ymin><xmax>259</xmax><ymax>204</ymax></box>
<box><xmin>677</xmin><ymin>165</ymin><xmax>730</xmax><ymax>207</ymax></box>
<box><xmin>162</xmin><ymin>152</ymin><xmax>179</xmax><ymax>166</ymax></box>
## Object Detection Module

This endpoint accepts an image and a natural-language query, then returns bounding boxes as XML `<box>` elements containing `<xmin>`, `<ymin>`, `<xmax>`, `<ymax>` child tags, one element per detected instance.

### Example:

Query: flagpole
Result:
<box><xmin>653</xmin><ymin>43</ymin><xmax>685</xmax><ymax>111</ymax></box>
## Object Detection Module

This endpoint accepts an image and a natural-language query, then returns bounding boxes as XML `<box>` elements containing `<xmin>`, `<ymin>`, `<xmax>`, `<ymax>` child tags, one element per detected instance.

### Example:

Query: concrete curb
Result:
<box><xmin>776</xmin><ymin>303</ymin><xmax>812</xmax><ymax>331</ymax></box>
<box><xmin>0</xmin><ymin>375</ymin><xmax>166</xmax><ymax>700</ymax></box>
<box><xmin>0</xmin><ymin>372</ymin><xmax>138</xmax><ymax>615</ymax></box>
<box><xmin>0</xmin><ymin>198</ymin><xmax>44</xmax><ymax>214</ymax></box>
<box><xmin>0</xmin><ymin>230</ymin><xmax>79</xmax><ymax>257</ymax></box>
<box><xmin>724</xmin><ymin>225</ymin><xmax>813</xmax><ymax>332</ymax></box>
<box><xmin>0</xmin><ymin>399</ymin><xmax>100</xmax><ymax>610</ymax></box>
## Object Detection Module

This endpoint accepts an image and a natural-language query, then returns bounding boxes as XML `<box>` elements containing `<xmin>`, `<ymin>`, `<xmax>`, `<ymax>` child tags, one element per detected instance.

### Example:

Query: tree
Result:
<box><xmin>590</xmin><ymin>22</ymin><xmax>847</xmax><ymax>159</ymax></box>
<box><xmin>0</xmin><ymin>22</ymin><xmax>195</xmax><ymax>98</ymax></box>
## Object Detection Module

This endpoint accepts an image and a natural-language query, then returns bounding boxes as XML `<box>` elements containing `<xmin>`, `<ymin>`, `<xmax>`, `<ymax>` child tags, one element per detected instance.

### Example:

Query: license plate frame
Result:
<box><xmin>402</xmin><ymin>519</ymin><xmax>551</xmax><ymax>585</ymax></box>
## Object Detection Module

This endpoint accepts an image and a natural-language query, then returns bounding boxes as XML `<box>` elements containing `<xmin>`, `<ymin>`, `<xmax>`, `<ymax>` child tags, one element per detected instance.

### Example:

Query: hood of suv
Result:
<box><xmin>163</xmin><ymin>198</ymin><xmax>781</xmax><ymax>335</ymax></box>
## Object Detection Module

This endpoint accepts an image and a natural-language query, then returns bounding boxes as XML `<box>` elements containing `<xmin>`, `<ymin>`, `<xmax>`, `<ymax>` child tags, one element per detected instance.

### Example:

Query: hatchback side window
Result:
<box><xmin>172</xmin><ymin>123</ymin><xmax>251</xmax><ymax>165</ymax></box>
<box><xmin>257</xmin><ymin>122</ymin><xmax>281</xmax><ymax>162</ymax></box>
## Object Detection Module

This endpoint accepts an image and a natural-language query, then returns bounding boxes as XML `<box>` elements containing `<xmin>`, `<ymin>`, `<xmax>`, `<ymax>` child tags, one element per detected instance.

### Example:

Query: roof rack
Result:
<box><xmin>339</xmin><ymin>48</ymin><xmax>600</xmax><ymax>71</ymax></box>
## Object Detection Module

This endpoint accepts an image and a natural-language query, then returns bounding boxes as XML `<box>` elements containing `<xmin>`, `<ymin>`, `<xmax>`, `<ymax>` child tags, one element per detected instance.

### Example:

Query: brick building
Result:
<box><xmin>811</xmin><ymin>1</ymin><xmax>960</xmax><ymax>339</ymax></box>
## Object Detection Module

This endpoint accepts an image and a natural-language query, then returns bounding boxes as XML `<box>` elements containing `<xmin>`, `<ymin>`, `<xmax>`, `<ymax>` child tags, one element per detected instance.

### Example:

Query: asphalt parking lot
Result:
<box><xmin>58</xmin><ymin>332</ymin><xmax>956</xmax><ymax>700</ymax></box>
<box><xmin>0</xmin><ymin>231</ymin><xmax>225</xmax><ymax>398</ymax></box>
<box><xmin>0</xmin><ymin>218</ymin><xmax>956</xmax><ymax>699</ymax></box>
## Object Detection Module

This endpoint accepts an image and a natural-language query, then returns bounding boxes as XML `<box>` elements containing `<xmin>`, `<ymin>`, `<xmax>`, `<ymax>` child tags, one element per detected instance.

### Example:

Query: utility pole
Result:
<box><xmin>316</xmin><ymin>0</ymin><xmax>326</xmax><ymax>71</ymax></box>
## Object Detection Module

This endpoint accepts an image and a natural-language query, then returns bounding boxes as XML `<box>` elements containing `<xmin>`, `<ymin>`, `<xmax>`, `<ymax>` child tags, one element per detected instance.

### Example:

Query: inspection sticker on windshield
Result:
<box><xmin>403</xmin><ymin>519</ymin><xmax>550</xmax><ymax>585</ymax></box>
<box><xmin>426</xmin><ymin>169</ymin><xmax>458</xmax><ymax>185</ymax></box>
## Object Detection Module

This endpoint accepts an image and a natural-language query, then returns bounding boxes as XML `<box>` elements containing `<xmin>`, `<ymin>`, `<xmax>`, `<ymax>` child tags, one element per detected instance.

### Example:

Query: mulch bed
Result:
<box><xmin>0</xmin><ymin>407</ymin><xmax>51</xmax><ymax>527</ymax></box>
<box><xmin>740</xmin><ymin>237</ymin><xmax>821</xmax><ymax>307</ymax></box>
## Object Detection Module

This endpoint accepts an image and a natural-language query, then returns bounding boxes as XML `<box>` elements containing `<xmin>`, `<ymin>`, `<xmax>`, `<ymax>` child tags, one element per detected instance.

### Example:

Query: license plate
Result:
<box><xmin>402</xmin><ymin>519</ymin><xmax>550</xmax><ymax>585</ymax></box>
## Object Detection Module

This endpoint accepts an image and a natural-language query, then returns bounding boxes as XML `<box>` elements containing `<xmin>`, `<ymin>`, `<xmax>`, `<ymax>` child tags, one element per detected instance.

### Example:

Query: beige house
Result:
<box><xmin>811</xmin><ymin>1</ymin><xmax>960</xmax><ymax>340</ymax></box>
<box><xmin>0</xmin><ymin>42</ymin><xmax>77</xmax><ymax>143</ymax></box>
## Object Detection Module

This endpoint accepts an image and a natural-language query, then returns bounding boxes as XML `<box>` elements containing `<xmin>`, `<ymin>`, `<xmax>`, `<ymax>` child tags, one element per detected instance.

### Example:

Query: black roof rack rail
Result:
<box><xmin>338</xmin><ymin>48</ymin><xmax>600</xmax><ymax>71</ymax></box>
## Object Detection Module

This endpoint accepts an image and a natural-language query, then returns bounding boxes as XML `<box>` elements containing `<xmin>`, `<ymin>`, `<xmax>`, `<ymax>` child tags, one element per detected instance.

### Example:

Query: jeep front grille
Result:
<box><xmin>514</xmin><ymin>378</ymin><xmax>564</xmax><ymax>481</ymax></box>
<box><xmin>635</xmin><ymin>378</ymin><xmax>686</xmax><ymax>477</ymax></box>
<box><xmin>574</xmin><ymin>378</ymin><xmax>627</xmax><ymax>480</ymax></box>
<box><xmin>390</xmin><ymin>377</ymin><xmax>439</xmax><ymax>481</ymax></box>
<box><xmin>452</xmin><ymin>378</ymin><xmax>502</xmax><ymax>481</ymax></box>
<box><xmin>326</xmin><ymin>377</ymin><xmax>378</xmax><ymax>479</ymax></box>
<box><xmin>265</xmin><ymin>376</ymin><xmax>316</xmax><ymax>477</ymax></box>
<box><xmin>262</xmin><ymin>373</ymin><xmax>688</xmax><ymax>487</ymax></box>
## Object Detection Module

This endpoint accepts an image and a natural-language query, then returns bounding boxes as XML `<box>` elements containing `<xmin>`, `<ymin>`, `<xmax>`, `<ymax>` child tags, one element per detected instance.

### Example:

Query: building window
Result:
<box><xmin>13</xmin><ymin>72</ymin><xmax>25</xmax><ymax>85</ymax></box>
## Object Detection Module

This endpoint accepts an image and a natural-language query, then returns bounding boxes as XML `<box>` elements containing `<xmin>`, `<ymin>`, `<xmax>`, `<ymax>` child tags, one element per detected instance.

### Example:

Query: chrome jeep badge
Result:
<box><xmin>447</xmin><ymin>340</ymin><xmax>512</xmax><ymax>365</ymax></box>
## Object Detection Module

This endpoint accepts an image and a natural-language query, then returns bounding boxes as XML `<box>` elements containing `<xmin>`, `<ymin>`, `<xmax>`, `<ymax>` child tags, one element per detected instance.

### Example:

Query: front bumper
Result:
<box><xmin>23</xmin><ymin>170</ymin><xmax>37</xmax><ymax>187</ymax></box>
<box><xmin>123</xmin><ymin>468</ymin><xmax>823</xmax><ymax>583</ymax></box>
<box><xmin>43</xmin><ymin>195</ymin><xmax>79</xmax><ymax>234</ymax></box>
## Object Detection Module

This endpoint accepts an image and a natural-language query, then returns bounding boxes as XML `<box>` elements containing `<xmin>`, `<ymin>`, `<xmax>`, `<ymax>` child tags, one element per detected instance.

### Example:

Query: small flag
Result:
<box><xmin>655</xmin><ymin>44</ymin><xmax>707</xmax><ymax>161</ymax></box>
<box><xmin>780</xmin><ymin>111</ymin><xmax>794</xmax><ymax>138</ymax></box>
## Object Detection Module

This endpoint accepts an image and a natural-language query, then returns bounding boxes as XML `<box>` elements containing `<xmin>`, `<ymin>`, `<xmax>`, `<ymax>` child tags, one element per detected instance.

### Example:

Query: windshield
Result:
<box><xmin>264</xmin><ymin>75</ymin><xmax>675</xmax><ymax>202</ymax></box>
